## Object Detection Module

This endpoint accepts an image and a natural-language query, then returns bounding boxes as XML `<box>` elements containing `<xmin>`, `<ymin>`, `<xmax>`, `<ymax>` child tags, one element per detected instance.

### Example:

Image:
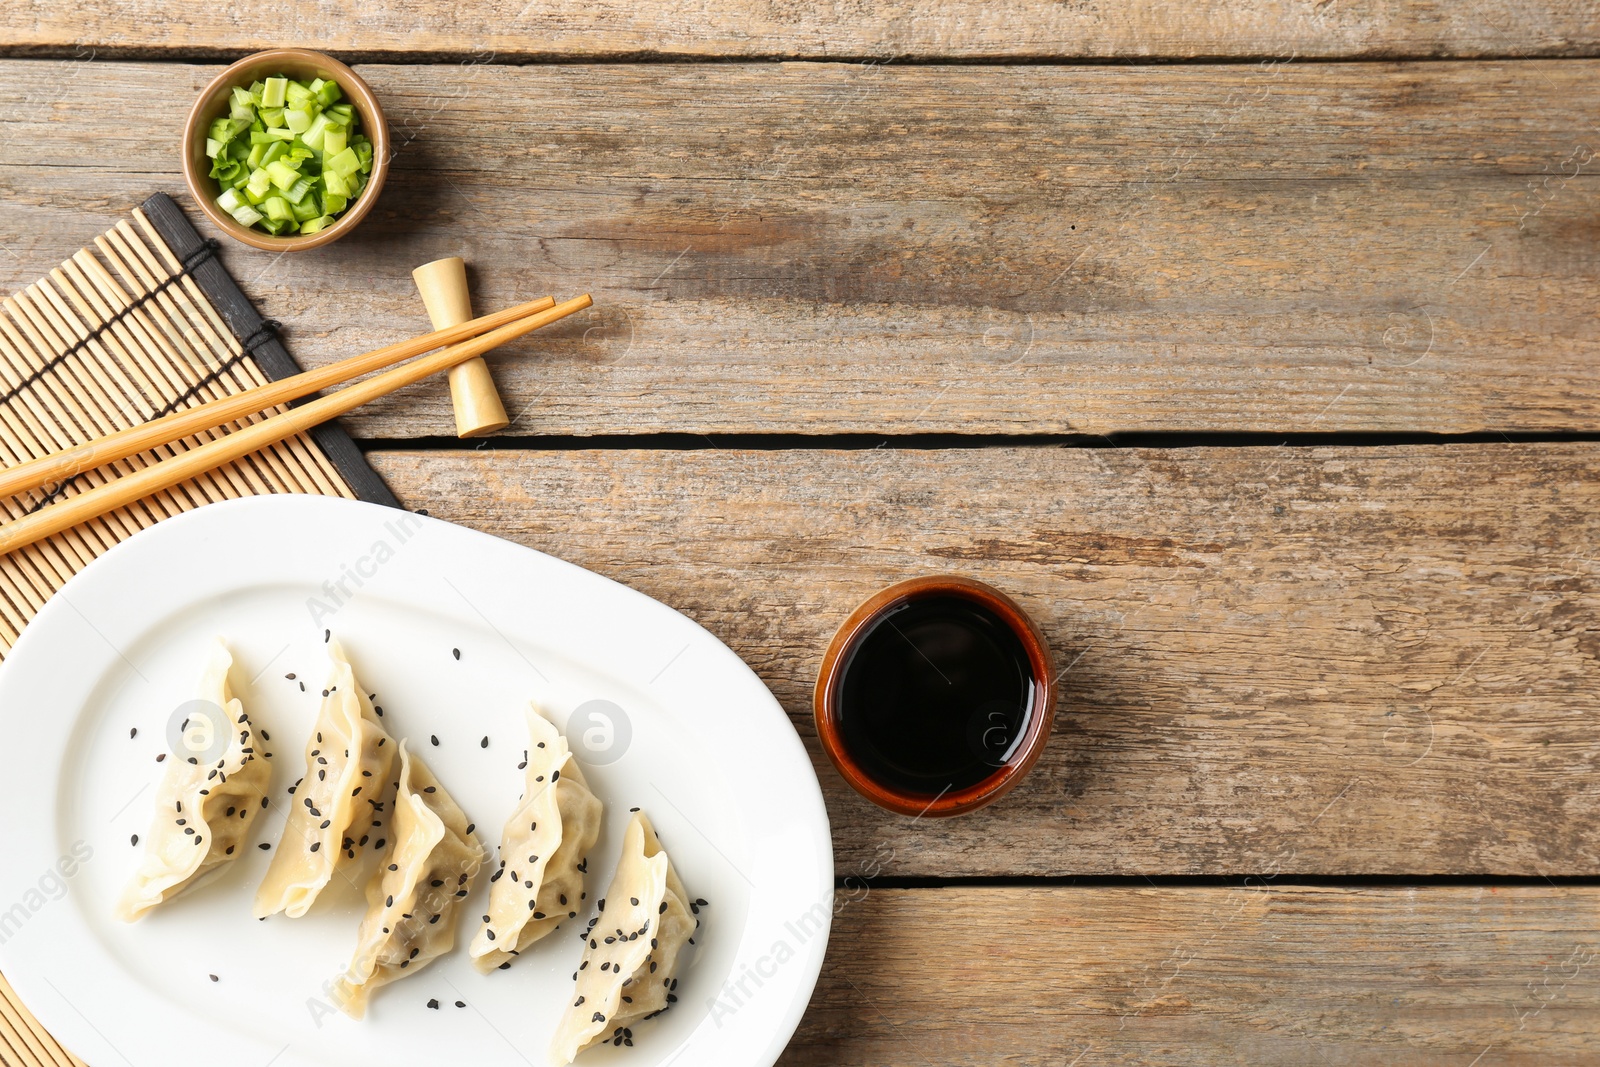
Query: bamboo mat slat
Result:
<box><xmin>0</xmin><ymin>195</ymin><xmax>399</xmax><ymax>1067</ymax></box>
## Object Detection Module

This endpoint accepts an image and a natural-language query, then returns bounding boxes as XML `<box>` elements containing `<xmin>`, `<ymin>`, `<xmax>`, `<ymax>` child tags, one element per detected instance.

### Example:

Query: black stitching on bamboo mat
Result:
<box><xmin>239</xmin><ymin>318</ymin><xmax>282</xmax><ymax>357</ymax></box>
<box><xmin>19</xmin><ymin>346</ymin><xmax>254</xmax><ymax>515</ymax></box>
<box><xmin>0</xmin><ymin>239</ymin><xmax>221</xmax><ymax>412</ymax></box>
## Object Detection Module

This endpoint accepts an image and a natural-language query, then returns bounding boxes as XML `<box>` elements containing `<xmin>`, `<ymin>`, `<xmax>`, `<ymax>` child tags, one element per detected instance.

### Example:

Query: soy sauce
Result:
<box><xmin>836</xmin><ymin>595</ymin><xmax>1035</xmax><ymax>796</ymax></box>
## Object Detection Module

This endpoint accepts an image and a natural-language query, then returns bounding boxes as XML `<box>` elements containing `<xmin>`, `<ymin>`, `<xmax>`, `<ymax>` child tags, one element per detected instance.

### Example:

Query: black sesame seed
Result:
<box><xmin>423</xmin><ymin>786</ymin><xmax>436</xmax><ymax>794</ymax></box>
<box><xmin>430</xmin><ymin>735</ymin><xmax>439</xmax><ymax>747</ymax></box>
<box><xmin>386</xmin><ymin>895</ymin><xmax>394</xmax><ymax>907</ymax></box>
<box><xmin>324</xmin><ymin>629</ymin><xmax>330</xmax><ymax>643</ymax></box>
<box><xmin>486</xmin><ymin>930</ymin><xmax>496</xmax><ymax>941</ymax></box>
<box><xmin>261</xmin><ymin>796</ymin><xmax>269</xmax><ymax>809</ymax></box>
<box><xmin>209</xmin><ymin>974</ymin><xmax>218</xmax><ymax>982</ymax></box>
<box><xmin>156</xmin><ymin>753</ymin><xmax>166</xmax><ymax>762</ymax></box>
<box><xmin>259</xmin><ymin>843</ymin><xmax>271</xmax><ymax>850</ymax></box>
<box><xmin>480</xmin><ymin>736</ymin><xmax>488</xmax><ymax>749</ymax></box>
<box><xmin>431</xmin><ymin>879</ymin><xmax>444</xmax><ymax>887</ymax></box>
<box><xmin>498</xmin><ymin>962</ymin><xmax>510</xmax><ymax>970</ymax></box>
<box><xmin>130</xmin><ymin>834</ymin><xmax>138</xmax><ymax>846</ymax></box>
<box><xmin>129</xmin><ymin>727</ymin><xmax>137</xmax><ymax>739</ymax></box>
<box><xmin>452</xmin><ymin>648</ymin><xmax>461</xmax><ymax>661</ymax></box>
<box><xmin>630</xmin><ymin>897</ymin><xmax>639</xmax><ymax>906</ymax></box>
<box><xmin>454</xmin><ymin>1001</ymin><xmax>465</xmax><ymax>1008</ymax></box>
<box><xmin>466</xmin><ymin>823</ymin><xmax>474</xmax><ymax>835</ymax></box>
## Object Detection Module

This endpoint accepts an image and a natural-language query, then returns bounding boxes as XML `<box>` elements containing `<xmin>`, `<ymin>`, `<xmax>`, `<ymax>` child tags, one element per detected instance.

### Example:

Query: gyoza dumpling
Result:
<box><xmin>551</xmin><ymin>811</ymin><xmax>695</xmax><ymax>1062</ymax></box>
<box><xmin>332</xmin><ymin>741</ymin><xmax>485</xmax><ymax>1018</ymax></box>
<box><xmin>470</xmin><ymin>704</ymin><xmax>603</xmax><ymax>971</ymax></box>
<box><xmin>117</xmin><ymin>640</ymin><xmax>270</xmax><ymax>921</ymax></box>
<box><xmin>254</xmin><ymin>639</ymin><xmax>395</xmax><ymax>919</ymax></box>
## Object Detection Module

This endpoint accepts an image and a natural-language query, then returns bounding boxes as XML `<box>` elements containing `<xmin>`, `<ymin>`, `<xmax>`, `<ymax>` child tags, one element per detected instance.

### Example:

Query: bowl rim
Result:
<box><xmin>812</xmin><ymin>574</ymin><xmax>1057</xmax><ymax>817</ymax></box>
<box><xmin>181</xmin><ymin>47</ymin><xmax>388</xmax><ymax>252</ymax></box>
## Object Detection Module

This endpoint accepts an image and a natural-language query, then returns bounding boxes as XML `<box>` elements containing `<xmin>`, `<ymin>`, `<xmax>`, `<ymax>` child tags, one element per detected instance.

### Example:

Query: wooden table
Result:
<box><xmin>5</xmin><ymin>4</ymin><xmax>1600</xmax><ymax>1063</ymax></box>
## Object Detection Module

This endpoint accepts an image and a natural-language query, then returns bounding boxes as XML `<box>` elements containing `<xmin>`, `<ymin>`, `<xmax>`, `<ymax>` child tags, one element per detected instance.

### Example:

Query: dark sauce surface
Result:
<box><xmin>836</xmin><ymin>595</ymin><xmax>1034</xmax><ymax>796</ymax></box>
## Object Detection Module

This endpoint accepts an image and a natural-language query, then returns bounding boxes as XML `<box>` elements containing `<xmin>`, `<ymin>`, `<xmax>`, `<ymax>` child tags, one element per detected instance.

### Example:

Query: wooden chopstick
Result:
<box><xmin>0</xmin><ymin>294</ymin><xmax>592</xmax><ymax>558</ymax></box>
<box><xmin>0</xmin><ymin>295</ymin><xmax>558</xmax><ymax>502</ymax></box>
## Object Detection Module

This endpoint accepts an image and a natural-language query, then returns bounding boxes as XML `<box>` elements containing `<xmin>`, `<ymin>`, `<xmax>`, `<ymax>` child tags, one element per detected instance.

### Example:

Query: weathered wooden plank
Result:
<box><xmin>2</xmin><ymin>60</ymin><xmax>1597</xmax><ymax>436</ymax></box>
<box><xmin>778</xmin><ymin>886</ymin><xmax>1600</xmax><ymax>1065</ymax></box>
<box><xmin>369</xmin><ymin>443</ymin><xmax>1600</xmax><ymax>876</ymax></box>
<box><xmin>4</xmin><ymin>1</ymin><xmax>1597</xmax><ymax>60</ymax></box>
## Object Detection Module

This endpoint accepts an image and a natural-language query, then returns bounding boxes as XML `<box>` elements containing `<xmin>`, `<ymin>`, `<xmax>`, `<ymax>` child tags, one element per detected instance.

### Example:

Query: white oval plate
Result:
<box><xmin>0</xmin><ymin>496</ymin><xmax>832</xmax><ymax>1067</ymax></box>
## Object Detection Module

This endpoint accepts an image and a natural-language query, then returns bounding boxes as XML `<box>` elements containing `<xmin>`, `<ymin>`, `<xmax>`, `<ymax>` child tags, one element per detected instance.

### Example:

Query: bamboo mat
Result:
<box><xmin>0</xmin><ymin>195</ymin><xmax>397</xmax><ymax>1067</ymax></box>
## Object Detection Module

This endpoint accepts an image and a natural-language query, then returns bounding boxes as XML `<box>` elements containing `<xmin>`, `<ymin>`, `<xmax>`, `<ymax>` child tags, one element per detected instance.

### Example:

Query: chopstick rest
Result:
<box><xmin>414</xmin><ymin>257</ymin><xmax>510</xmax><ymax>438</ymax></box>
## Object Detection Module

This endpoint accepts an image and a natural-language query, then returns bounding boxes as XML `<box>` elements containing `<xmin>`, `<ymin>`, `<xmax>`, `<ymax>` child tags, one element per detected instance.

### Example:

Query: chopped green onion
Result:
<box><xmin>206</xmin><ymin>72</ymin><xmax>371</xmax><ymax>237</ymax></box>
<box><xmin>320</xmin><ymin>123</ymin><xmax>347</xmax><ymax>158</ymax></box>
<box><xmin>301</xmin><ymin>112</ymin><xmax>334</xmax><ymax>150</ymax></box>
<box><xmin>282</xmin><ymin>175</ymin><xmax>316</xmax><ymax>205</ymax></box>
<box><xmin>264</xmin><ymin>159</ymin><xmax>299</xmax><ymax>190</ymax></box>
<box><xmin>261</xmin><ymin>76</ymin><xmax>288</xmax><ymax>108</ymax></box>
<box><xmin>325</xmin><ymin>146</ymin><xmax>360</xmax><ymax>178</ymax></box>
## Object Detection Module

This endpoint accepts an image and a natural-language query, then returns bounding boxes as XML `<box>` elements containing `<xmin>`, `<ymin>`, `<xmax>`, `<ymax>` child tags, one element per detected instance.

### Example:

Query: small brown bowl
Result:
<box><xmin>182</xmin><ymin>48</ymin><xmax>388</xmax><ymax>252</ymax></box>
<box><xmin>814</xmin><ymin>575</ymin><xmax>1056</xmax><ymax>817</ymax></box>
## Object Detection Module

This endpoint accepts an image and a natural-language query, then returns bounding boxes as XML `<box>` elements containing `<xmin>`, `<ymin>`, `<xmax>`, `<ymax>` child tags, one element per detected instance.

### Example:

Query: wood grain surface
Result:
<box><xmin>369</xmin><ymin>442</ymin><xmax>1600</xmax><ymax>877</ymax></box>
<box><xmin>4</xmin><ymin>0</ymin><xmax>1598</xmax><ymax>61</ymax></box>
<box><xmin>778</xmin><ymin>886</ymin><xmax>1600</xmax><ymax>1065</ymax></box>
<box><xmin>2</xmin><ymin>60</ymin><xmax>1598</xmax><ymax>437</ymax></box>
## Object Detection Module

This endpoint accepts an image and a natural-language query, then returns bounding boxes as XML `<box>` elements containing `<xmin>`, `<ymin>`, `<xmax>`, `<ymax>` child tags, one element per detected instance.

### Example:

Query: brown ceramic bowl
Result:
<box><xmin>814</xmin><ymin>576</ymin><xmax>1056</xmax><ymax>817</ymax></box>
<box><xmin>182</xmin><ymin>48</ymin><xmax>388</xmax><ymax>252</ymax></box>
